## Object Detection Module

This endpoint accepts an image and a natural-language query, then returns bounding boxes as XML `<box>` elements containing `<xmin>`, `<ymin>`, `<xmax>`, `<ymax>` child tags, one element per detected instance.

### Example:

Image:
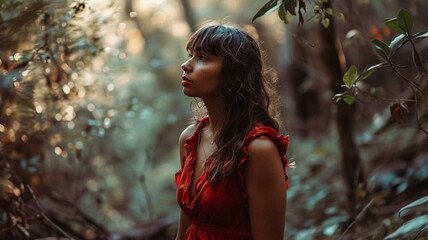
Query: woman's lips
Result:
<box><xmin>181</xmin><ymin>76</ymin><xmax>192</xmax><ymax>86</ymax></box>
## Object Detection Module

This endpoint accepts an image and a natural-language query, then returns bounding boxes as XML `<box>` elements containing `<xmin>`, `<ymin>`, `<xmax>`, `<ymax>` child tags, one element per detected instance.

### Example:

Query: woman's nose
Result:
<box><xmin>181</xmin><ymin>59</ymin><xmax>192</xmax><ymax>72</ymax></box>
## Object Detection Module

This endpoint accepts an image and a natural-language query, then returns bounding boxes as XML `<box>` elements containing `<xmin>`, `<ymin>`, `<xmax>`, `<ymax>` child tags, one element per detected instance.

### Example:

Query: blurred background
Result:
<box><xmin>1</xmin><ymin>0</ymin><xmax>427</xmax><ymax>239</ymax></box>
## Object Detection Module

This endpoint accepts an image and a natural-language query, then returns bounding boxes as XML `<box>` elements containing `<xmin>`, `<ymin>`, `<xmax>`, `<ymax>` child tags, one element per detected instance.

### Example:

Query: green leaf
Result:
<box><xmin>325</xmin><ymin>8</ymin><xmax>333</xmax><ymax>15</ymax></box>
<box><xmin>414</xmin><ymin>31</ymin><xmax>428</xmax><ymax>40</ymax></box>
<box><xmin>371</xmin><ymin>39</ymin><xmax>390</xmax><ymax>56</ymax></box>
<box><xmin>252</xmin><ymin>0</ymin><xmax>280</xmax><ymax>22</ymax></box>
<box><xmin>385</xmin><ymin>215</ymin><xmax>428</xmax><ymax>239</ymax></box>
<box><xmin>389</xmin><ymin>34</ymin><xmax>406</xmax><ymax>49</ymax></box>
<box><xmin>278</xmin><ymin>4</ymin><xmax>288</xmax><ymax>23</ymax></box>
<box><xmin>343</xmin><ymin>95</ymin><xmax>356</xmax><ymax>105</ymax></box>
<box><xmin>384</xmin><ymin>18</ymin><xmax>405</xmax><ymax>34</ymax></box>
<box><xmin>337</xmin><ymin>13</ymin><xmax>345</xmax><ymax>21</ymax></box>
<box><xmin>398</xmin><ymin>196</ymin><xmax>428</xmax><ymax>218</ymax></box>
<box><xmin>369</xmin><ymin>87</ymin><xmax>384</xmax><ymax>97</ymax></box>
<box><xmin>321</xmin><ymin>18</ymin><xmax>330</xmax><ymax>28</ymax></box>
<box><xmin>360</xmin><ymin>63</ymin><xmax>387</xmax><ymax>80</ymax></box>
<box><xmin>345</xmin><ymin>29</ymin><xmax>361</xmax><ymax>39</ymax></box>
<box><xmin>333</xmin><ymin>95</ymin><xmax>343</xmax><ymax>102</ymax></box>
<box><xmin>343</xmin><ymin>65</ymin><xmax>358</xmax><ymax>88</ymax></box>
<box><xmin>397</xmin><ymin>9</ymin><xmax>413</xmax><ymax>34</ymax></box>
<box><xmin>284</xmin><ymin>0</ymin><xmax>297</xmax><ymax>16</ymax></box>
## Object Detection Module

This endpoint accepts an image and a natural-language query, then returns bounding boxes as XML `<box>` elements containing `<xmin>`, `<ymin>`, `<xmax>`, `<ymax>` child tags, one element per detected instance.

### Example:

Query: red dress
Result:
<box><xmin>175</xmin><ymin>117</ymin><xmax>289</xmax><ymax>239</ymax></box>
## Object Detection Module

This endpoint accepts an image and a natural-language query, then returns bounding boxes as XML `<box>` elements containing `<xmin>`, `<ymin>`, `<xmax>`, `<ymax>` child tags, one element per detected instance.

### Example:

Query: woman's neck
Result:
<box><xmin>202</xmin><ymin>98</ymin><xmax>225</xmax><ymax>135</ymax></box>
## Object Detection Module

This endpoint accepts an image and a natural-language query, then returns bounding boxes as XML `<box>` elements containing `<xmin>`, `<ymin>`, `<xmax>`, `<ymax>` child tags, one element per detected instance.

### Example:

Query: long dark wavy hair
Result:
<box><xmin>187</xmin><ymin>23</ymin><xmax>280</xmax><ymax>184</ymax></box>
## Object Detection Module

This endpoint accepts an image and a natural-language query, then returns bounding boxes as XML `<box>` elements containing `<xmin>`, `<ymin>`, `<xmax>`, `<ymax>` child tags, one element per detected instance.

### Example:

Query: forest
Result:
<box><xmin>0</xmin><ymin>0</ymin><xmax>427</xmax><ymax>239</ymax></box>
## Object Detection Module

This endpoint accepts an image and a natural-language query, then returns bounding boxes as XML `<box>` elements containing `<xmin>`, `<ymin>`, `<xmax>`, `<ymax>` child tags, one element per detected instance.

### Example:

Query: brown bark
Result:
<box><xmin>319</xmin><ymin>0</ymin><xmax>367</xmax><ymax>212</ymax></box>
<box><xmin>180</xmin><ymin>0</ymin><xmax>196</xmax><ymax>32</ymax></box>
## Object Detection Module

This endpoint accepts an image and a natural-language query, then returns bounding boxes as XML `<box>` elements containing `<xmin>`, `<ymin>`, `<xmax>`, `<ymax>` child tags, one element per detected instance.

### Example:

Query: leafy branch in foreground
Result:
<box><xmin>252</xmin><ymin>0</ymin><xmax>346</xmax><ymax>28</ymax></box>
<box><xmin>252</xmin><ymin>0</ymin><xmax>307</xmax><ymax>24</ymax></box>
<box><xmin>334</xmin><ymin>9</ymin><xmax>427</xmax><ymax>130</ymax></box>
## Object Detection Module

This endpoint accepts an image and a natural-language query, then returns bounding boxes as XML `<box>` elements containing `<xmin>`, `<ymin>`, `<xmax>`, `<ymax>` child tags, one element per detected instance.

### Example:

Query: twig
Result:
<box><xmin>341</xmin><ymin>199</ymin><xmax>374</xmax><ymax>237</ymax></box>
<box><xmin>46</xmin><ymin>191</ymin><xmax>110</xmax><ymax>236</ymax></box>
<box><xmin>26</xmin><ymin>185</ymin><xmax>75</xmax><ymax>239</ymax></box>
<box><xmin>390</xmin><ymin>62</ymin><xmax>423</xmax><ymax>94</ymax></box>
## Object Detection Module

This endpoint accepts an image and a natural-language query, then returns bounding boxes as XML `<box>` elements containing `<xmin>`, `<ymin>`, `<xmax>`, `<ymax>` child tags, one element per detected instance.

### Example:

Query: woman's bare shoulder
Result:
<box><xmin>179</xmin><ymin>124</ymin><xmax>197</xmax><ymax>143</ymax></box>
<box><xmin>247</xmin><ymin>136</ymin><xmax>279</xmax><ymax>156</ymax></box>
<box><xmin>246</xmin><ymin>136</ymin><xmax>282</xmax><ymax>172</ymax></box>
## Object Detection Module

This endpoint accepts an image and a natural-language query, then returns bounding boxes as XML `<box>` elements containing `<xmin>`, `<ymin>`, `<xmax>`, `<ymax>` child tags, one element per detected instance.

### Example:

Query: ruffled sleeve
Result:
<box><xmin>237</xmin><ymin>125</ymin><xmax>289</xmax><ymax>197</ymax></box>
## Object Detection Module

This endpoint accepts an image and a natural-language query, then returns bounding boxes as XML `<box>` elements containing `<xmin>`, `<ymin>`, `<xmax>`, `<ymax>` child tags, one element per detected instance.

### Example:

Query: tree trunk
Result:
<box><xmin>319</xmin><ymin>0</ymin><xmax>367</xmax><ymax>212</ymax></box>
<box><xmin>180</xmin><ymin>0</ymin><xmax>196</xmax><ymax>32</ymax></box>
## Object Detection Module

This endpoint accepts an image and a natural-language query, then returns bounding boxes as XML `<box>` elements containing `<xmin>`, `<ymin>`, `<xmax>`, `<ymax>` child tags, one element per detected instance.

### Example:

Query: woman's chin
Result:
<box><xmin>182</xmin><ymin>89</ymin><xmax>196</xmax><ymax>97</ymax></box>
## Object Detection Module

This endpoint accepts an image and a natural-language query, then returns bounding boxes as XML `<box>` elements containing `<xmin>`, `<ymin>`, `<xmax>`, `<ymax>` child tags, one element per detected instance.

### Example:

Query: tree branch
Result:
<box><xmin>27</xmin><ymin>185</ymin><xmax>76</xmax><ymax>239</ymax></box>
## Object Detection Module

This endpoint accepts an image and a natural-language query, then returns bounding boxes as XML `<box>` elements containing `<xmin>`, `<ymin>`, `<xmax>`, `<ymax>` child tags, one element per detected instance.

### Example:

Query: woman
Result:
<box><xmin>175</xmin><ymin>22</ymin><xmax>289</xmax><ymax>240</ymax></box>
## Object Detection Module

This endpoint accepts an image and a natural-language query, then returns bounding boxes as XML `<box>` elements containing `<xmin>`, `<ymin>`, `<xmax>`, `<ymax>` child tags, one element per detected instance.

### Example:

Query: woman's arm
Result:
<box><xmin>245</xmin><ymin>136</ymin><xmax>287</xmax><ymax>240</ymax></box>
<box><xmin>175</xmin><ymin>124</ymin><xmax>195</xmax><ymax>240</ymax></box>
<box><xmin>176</xmin><ymin>209</ymin><xmax>192</xmax><ymax>240</ymax></box>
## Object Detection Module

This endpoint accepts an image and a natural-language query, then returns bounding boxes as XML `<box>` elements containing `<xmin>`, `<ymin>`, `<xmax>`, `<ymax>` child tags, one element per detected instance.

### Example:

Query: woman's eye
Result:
<box><xmin>187</xmin><ymin>52</ymin><xmax>193</xmax><ymax>58</ymax></box>
<box><xmin>198</xmin><ymin>55</ymin><xmax>206</xmax><ymax>61</ymax></box>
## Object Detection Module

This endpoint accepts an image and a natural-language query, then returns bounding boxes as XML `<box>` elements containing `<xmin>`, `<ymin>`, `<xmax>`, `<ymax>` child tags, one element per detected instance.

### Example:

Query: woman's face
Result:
<box><xmin>181</xmin><ymin>50</ymin><xmax>223</xmax><ymax>99</ymax></box>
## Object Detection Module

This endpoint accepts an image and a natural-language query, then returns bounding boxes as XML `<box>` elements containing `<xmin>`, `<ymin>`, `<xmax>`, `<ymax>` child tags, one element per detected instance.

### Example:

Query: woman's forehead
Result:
<box><xmin>186</xmin><ymin>41</ymin><xmax>219</xmax><ymax>55</ymax></box>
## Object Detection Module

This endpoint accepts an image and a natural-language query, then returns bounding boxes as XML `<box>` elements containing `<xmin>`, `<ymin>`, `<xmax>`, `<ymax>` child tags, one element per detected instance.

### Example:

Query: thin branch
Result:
<box><xmin>341</xmin><ymin>199</ymin><xmax>374</xmax><ymax>237</ymax></box>
<box><xmin>390</xmin><ymin>61</ymin><xmax>423</xmax><ymax>94</ymax></box>
<box><xmin>417</xmin><ymin>125</ymin><xmax>428</xmax><ymax>135</ymax></box>
<box><xmin>26</xmin><ymin>185</ymin><xmax>76</xmax><ymax>239</ymax></box>
<box><xmin>357</xmin><ymin>88</ymin><xmax>418</xmax><ymax>103</ymax></box>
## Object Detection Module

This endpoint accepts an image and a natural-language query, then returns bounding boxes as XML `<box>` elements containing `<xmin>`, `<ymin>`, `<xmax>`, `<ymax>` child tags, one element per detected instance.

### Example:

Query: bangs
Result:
<box><xmin>186</xmin><ymin>25</ymin><xmax>226</xmax><ymax>55</ymax></box>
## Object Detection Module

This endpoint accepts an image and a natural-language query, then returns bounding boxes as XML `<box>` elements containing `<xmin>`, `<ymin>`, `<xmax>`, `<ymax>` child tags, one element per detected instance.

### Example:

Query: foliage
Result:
<box><xmin>1</xmin><ymin>0</ymin><xmax>426</xmax><ymax>239</ymax></box>
<box><xmin>1</xmin><ymin>0</ymin><xmax>191</xmax><ymax>238</ymax></box>
<box><xmin>252</xmin><ymin>0</ymin><xmax>307</xmax><ymax>24</ymax></box>
<box><xmin>334</xmin><ymin>9</ymin><xmax>428</xmax><ymax>133</ymax></box>
<box><xmin>252</xmin><ymin>0</ymin><xmax>343</xmax><ymax>27</ymax></box>
<box><xmin>0</xmin><ymin>0</ymin><xmax>118</xmax><ymax>238</ymax></box>
<box><xmin>252</xmin><ymin>1</ymin><xmax>428</xmax><ymax>239</ymax></box>
<box><xmin>385</xmin><ymin>196</ymin><xmax>428</xmax><ymax>239</ymax></box>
